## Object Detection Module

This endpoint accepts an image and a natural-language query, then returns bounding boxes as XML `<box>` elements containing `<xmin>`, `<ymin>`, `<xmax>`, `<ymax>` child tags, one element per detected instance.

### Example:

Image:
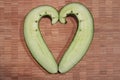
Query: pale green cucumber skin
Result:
<box><xmin>24</xmin><ymin>6</ymin><xmax>58</xmax><ymax>73</ymax></box>
<box><xmin>59</xmin><ymin>3</ymin><xmax>94</xmax><ymax>73</ymax></box>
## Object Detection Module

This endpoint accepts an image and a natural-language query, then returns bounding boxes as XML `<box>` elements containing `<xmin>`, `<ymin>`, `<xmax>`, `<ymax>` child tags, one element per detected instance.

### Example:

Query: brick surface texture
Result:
<box><xmin>0</xmin><ymin>0</ymin><xmax>120</xmax><ymax>80</ymax></box>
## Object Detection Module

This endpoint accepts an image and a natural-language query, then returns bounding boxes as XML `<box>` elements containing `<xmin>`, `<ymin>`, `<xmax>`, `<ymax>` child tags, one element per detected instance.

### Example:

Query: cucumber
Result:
<box><xmin>58</xmin><ymin>3</ymin><xmax>94</xmax><ymax>73</ymax></box>
<box><xmin>24</xmin><ymin>6</ymin><xmax>58</xmax><ymax>73</ymax></box>
<box><xmin>24</xmin><ymin>3</ymin><xmax>94</xmax><ymax>74</ymax></box>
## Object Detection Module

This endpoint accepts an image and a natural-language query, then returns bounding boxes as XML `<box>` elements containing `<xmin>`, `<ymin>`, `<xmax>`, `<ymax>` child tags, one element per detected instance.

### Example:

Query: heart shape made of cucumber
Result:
<box><xmin>24</xmin><ymin>3</ymin><xmax>94</xmax><ymax>74</ymax></box>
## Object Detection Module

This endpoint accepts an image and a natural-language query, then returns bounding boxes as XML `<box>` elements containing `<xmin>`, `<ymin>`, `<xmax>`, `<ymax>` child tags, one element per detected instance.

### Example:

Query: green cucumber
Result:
<box><xmin>24</xmin><ymin>6</ymin><xmax>58</xmax><ymax>73</ymax></box>
<box><xmin>24</xmin><ymin>3</ymin><xmax>94</xmax><ymax>74</ymax></box>
<box><xmin>59</xmin><ymin>3</ymin><xmax>94</xmax><ymax>73</ymax></box>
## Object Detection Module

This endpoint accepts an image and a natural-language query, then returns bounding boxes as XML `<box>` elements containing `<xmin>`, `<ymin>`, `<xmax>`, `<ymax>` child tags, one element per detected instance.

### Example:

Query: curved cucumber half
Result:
<box><xmin>24</xmin><ymin>6</ymin><xmax>58</xmax><ymax>73</ymax></box>
<box><xmin>59</xmin><ymin>3</ymin><xmax>94</xmax><ymax>73</ymax></box>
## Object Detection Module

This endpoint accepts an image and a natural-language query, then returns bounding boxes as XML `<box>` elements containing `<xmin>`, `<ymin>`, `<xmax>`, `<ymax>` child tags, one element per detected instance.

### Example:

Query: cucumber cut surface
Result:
<box><xmin>24</xmin><ymin>3</ymin><xmax>94</xmax><ymax>74</ymax></box>
<box><xmin>24</xmin><ymin>6</ymin><xmax>58</xmax><ymax>73</ymax></box>
<box><xmin>58</xmin><ymin>3</ymin><xmax>94</xmax><ymax>73</ymax></box>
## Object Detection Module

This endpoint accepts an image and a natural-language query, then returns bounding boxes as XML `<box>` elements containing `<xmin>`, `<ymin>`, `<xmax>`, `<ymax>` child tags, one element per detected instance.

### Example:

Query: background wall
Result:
<box><xmin>0</xmin><ymin>0</ymin><xmax>120</xmax><ymax>80</ymax></box>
